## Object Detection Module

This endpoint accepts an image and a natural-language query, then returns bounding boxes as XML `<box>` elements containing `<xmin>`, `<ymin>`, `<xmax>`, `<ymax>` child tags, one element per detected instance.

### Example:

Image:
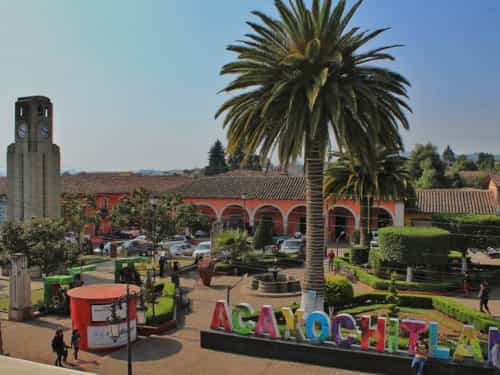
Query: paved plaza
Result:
<box><xmin>1</xmin><ymin>260</ymin><xmax>499</xmax><ymax>374</ymax></box>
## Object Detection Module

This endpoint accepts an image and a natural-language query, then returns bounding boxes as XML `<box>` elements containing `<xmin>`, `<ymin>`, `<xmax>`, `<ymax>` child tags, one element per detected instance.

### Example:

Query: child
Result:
<box><xmin>411</xmin><ymin>337</ymin><xmax>428</xmax><ymax>375</ymax></box>
<box><xmin>71</xmin><ymin>329</ymin><xmax>80</xmax><ymax>361</ymax></box>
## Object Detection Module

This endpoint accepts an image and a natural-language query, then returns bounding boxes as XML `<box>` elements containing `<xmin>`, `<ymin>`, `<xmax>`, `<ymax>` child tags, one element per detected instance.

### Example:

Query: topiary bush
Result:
<box><xmin>253</xmin><ymin>217</ymin><xmax>274</xmax><ymax>250</ymax></box>
<box><xmin>368</xmin><ymin>248</ymin><xmax>382</xmax><ymax>276</ymax></box>
<box><xmin>325</xmin><ymin>275</ymin><xmax>354</xmax><ymax>308</ymax></box>
<box><xmin>378</xmin><ymin>226</ymin><xmax>450</xmax><ymax>266</ymax></box>
<box><xmin>350</xmin><ymin>246</ymin><xmax>370</xmax><ymax>265</ymax></box>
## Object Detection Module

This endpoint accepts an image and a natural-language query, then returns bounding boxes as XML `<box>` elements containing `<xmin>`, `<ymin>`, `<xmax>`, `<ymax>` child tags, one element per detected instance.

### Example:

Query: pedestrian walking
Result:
<box><xmin>411</xmin><ymin>337</ymin><xmax>428</xmax><ymax>375</ymax></box>
<box><xmin>51</xmin><ymin>329</ymin><xmax>68</xmax><ymax>367</ymax></box>
<box><xmin>463</xmin><ymin>272</ymin><xmax>470</xmax><ymax>296</ymax></box>
<box><xmin>159</xmin><ymin>251</ymin><xmax>167</xmax><ymax>278</ymax></box>
<box><xmin>479</xmin><ymin>280</ymin><xmax>491</xmax><ymax>315</ymax></box>
<box><xmin>327</xmin><ymin>250</ymin><xmax>335</xmax><ymax>272</ymax></box>
<box><xmin>71</xmin><ymin>329</ymin><xmax>80</xmax><ymax>361</ymax></box>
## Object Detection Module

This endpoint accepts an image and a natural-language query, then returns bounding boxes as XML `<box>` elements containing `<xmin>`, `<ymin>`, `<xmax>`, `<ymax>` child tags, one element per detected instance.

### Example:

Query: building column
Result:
<box><xmin>283</xmin><ymin>216</ymin><xmax>288</xmax><ymax>236</ymax></box>
<box><xmin>394</xmin><ymin>202</ymin><xmax>405</xmax><ymax>227</ymax></box>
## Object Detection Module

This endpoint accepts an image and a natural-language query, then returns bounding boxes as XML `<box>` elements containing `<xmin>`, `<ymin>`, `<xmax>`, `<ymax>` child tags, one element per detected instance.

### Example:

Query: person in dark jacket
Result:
<box><xmin>52</xmin><ymin>329</ymin><xmax>68</xmax><ymax>367</ymax></box>
<box><xmin>479</xmin><ymin>280</ymin><xmax>491</xmax><ymax>314</ymax></box>
<box><xmin>71</xmin><ymin>329</ymin><xmax>80</xmax><ymax>361</ymax></box>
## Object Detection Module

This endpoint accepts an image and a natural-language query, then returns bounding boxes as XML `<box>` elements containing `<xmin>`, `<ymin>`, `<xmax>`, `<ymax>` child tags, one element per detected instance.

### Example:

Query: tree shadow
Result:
<box><xmin>24</xmin><ymin>317</ymin><xmax>70</xmax><ymax>331</ymax></box>
<box><xmin>109</xmin><ymin>337</ymin><xmax>182</xmax><ymax>362</ymax></box>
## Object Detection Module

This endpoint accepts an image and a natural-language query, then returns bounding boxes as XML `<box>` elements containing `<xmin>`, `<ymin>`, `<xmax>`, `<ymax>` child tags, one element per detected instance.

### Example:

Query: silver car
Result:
<box><xmin>170</xmin><ymin>243</ymin><xmax>194</xmax><ymax>257</ymax></box>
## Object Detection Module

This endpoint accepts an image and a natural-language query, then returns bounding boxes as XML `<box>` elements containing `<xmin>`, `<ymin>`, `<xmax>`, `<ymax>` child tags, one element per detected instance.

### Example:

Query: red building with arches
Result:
<box><xmin>172</xmin><ymin>176</ymin><xmax>404</xmax><ymax>242</ymax></box>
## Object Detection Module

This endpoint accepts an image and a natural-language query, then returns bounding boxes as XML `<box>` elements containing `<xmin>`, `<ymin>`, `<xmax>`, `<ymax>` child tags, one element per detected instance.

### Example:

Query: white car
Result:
<box><xmin>192</xmin><ymin>241</ymin><xmax>211</xmax><ymax>258</ymax></box>
<box><xmin>93</xmin><ymin>242</ymin><xmax>112</xmax><ymax>255</ymax></box>
<box><xmin>279</xmin><ymin>239</ymin><xmax>304</xmax><ymax>254</ymax></box>
<box><xmin>170</xmin><ymin>243</ymin><xmax>194</xmax><ymax>257</ymax></box>
<box><xmin>134</xmin><ymin>235</ymin><xmax>147</xmax><ymax>241</ymax></box>
<box><xmin>487</xmin><ymin>247</ymin><xmax>500</xmax><ymax>258</ymax></box>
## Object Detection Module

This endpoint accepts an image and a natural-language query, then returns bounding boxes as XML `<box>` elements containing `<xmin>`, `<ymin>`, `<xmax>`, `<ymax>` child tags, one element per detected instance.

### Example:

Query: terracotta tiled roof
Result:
<box><xmin>172</xmin><ymin>176</ymin><xmax>306</xmax><ymax>200</ymax></box>
<box><xmin>220</xmin><ymin>169</ymin><xmax>284</xmax><ymax>177</ymax></box>
<box><xmin>491</xmin><ymin>173</ymin><xmax>500</xmax><ymax>187</ymax></box>
<box><xmin>416</xmin><ymin>189</ymin><xmax>498</xmax><ymax>215</ymax></box>
<box><xmin>0</xmin><ymin>174</ymin><xmax>191</xmax><ymax>195</ymax></box>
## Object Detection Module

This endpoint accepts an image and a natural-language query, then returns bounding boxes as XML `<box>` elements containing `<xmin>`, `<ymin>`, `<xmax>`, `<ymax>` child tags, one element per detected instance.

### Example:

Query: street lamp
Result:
<box><xmin>150</xmin><ymin>197</ymin><xmax>159</xmax><ymax>267</ymax></box>
<box><xmin>241</xmin><ymin>193</ymin><xmax>248</xmax><ymax>232</ymax></box>
<box><xmin>107</xmin><ymin>285</ymin><xmax>146</xmax><ymax>375</ymax></box>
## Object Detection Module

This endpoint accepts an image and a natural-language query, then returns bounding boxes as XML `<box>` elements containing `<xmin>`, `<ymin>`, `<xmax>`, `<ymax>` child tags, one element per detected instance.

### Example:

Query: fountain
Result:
<box><xmin>250</xmin><ymin>259</ymin><xmax>301</xmax><ymax>295</ymax></box>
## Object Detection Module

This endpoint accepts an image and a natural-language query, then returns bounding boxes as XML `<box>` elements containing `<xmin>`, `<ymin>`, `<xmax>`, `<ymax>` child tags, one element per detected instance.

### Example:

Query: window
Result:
<box><xmin>101</xmin><ymin>198</ymin><xmax>109</xmax><ymax>209</ymax></box>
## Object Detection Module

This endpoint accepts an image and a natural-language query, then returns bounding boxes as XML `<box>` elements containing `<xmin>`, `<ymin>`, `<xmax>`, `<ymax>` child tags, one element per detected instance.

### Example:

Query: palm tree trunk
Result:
<box><xmin>301</xmin><ymin>139</ymin><xmax>325</xmax><ymax>315</ymax></box>
<box><xmin>359</xmin><ymin>197</ymin><xmax>368</xmax><ymax>247</ymax></box>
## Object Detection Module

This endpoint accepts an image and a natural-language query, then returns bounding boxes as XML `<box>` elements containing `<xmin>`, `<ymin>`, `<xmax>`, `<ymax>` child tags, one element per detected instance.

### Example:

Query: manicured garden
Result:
<box><xmin>144</xmin><ymin>281</ymin><xmax>176</xmax><ymax>325</ymax></box>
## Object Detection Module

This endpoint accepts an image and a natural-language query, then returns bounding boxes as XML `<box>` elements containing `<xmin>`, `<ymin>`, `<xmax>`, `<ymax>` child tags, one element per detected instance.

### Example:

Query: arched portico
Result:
<box><xmin>371</xmin><ymin>206</ymin><xmax>394</xmax><ymax>230</ymax></box>
<box><xmin>328</xmin><ymin>206</ymin><xmax>359</xmax><ymax>242</ymax></box>
<box><xmin>253</xmin><ymin>205</ymin><xmax>284</xmax><ymax>236</ymax></box>
<box><xmin>193</xmin><ymin>203</ymin><xmax>219</xmax><ymax>221</ymax></box>
<box><xmin>287</xmin><ymin>205</ymin><xmax>306</xmax><ymax>235</ymax></box>
<box><xmin>221</xmin><ymin>204</ymin><xmax>251</xmax><ymax>231</ymax></box>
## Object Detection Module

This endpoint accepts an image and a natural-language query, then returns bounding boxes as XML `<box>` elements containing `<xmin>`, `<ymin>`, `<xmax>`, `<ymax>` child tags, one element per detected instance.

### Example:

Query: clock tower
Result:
<box><xmin>7</xmin><ymin>96</ymin><xmax>61</xmax><ymax>221</ymax></box>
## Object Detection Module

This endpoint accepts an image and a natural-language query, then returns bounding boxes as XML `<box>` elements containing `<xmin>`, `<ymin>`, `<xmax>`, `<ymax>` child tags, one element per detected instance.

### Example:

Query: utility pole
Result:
<box><xmin>126</xmin><ymin>285</ymin><xmax>132</xmax><ymax>375</ymax></box>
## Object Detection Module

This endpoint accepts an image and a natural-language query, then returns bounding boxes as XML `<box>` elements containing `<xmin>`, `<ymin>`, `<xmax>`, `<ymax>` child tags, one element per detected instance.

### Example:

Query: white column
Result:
<box><xmin>9</xmin><ymin>253</ymin><xmax>32</xmax><ymax>321</ymax></box>
<box><xmin>283</xmin><ymin>216</ymin><xmax>288</xmax><ymax>235</ymax></box>
<box><xmin>394</xmin><ymin>202</ymin><xmax>405</xmax><ymax>227</ymax></box>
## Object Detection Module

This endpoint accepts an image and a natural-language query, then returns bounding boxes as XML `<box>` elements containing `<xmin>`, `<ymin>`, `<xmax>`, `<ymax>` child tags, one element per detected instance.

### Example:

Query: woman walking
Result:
<box><xmin>479</xmin><ymin>280</ymin><xmax>491</xmax><ymax>315</ymax></box>
<box><xmin>411</xmin><ymin>337</ymin><xmax>428</xmax><ymax>375</ymax></box>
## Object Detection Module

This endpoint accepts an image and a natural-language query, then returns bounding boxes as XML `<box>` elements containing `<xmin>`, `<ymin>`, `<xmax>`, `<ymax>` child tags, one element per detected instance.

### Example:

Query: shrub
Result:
<box><xmin>253</xmin><ymin>217</ymin><xmax>274</xmax><ymax>250</ymax></box>
<box><xmin>386</xmin><ymin>272</ymin><xmax>400</xmax><ymax>317</ymax></box>
<box><xmin>368</xmin><ymin>248</ymin><xmax>382</xmax><ymax>276</ymax></box>
<box><xmin>145</xmin><ymin>281</ymin><xmax>175</xmax><ymax>325</ymax></box>
<box><xmin>350</xmin><ymin>246</ymin><xmax>370</xmax><ymax>265</ymax></box>
<box><xmin>213</xmin><ymin>230</ymin><xmax>251</xmax><ymax>260</ymax></box>
<box><xmin>433</xmin><ymin>214</ymin><xmax>500</xmax><ymax>250</ymax></box>
<box><xmin>325</xmin><ymin>275</ymin><xmax>354</xmax><ymax>308</ymax></box>
<box><xmin>378</xmin><ymin>226</ymin><xmax>450</xmax><ymax>266</ymax></box>
<box><xmin>350</xmin><ymin>230</ymin><xmax>360</xmax><ymax>245</ymax></box>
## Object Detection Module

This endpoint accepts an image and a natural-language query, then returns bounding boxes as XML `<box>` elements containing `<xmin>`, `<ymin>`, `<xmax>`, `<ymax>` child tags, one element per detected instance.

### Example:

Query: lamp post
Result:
<box><xmin>150</xmin><ymin>197</ymin><xmax>159</xmax><ymax>268</ymax></box>
<box><xmin>241</xmin><ymin>193</ymin><xmax>248</xmax><ymax>233</ymax></box>
<box><xmin>226</xmin><ymin>273</ymin><xmax>248</xmax><ymax>306</ymax></box>
<box><xmin>108</xmin><ymin>285</ymin><xmax>146</xmax><ymax>375</ymax></box>
<box><xmin>336</xmin><ymin>231</ymin><xmax>345</xmax><ymax>257</ymax></box>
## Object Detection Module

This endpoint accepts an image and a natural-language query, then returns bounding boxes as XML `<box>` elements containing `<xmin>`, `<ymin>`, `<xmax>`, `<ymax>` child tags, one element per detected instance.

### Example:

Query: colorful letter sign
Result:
<box><xmin>360</xmin><ymin>315</ymin><xmax>386</xmax><ymax>352</ymax></box>
<box><xmin>386</xmin><ymin>318</ymin><xmax>399</xmax><ymax>353</ymax></box>
<box><xmin>428</xmin><ymin>322</ymin><xmax>450</xmax><ymax>360</ymax></box>
<box><xmin>282</xmin><ymin>307</ymin><xmax>305</xmax><ymax>341</ymax></box>
<box><xmin>489</xmin><ymin>327</ymin><xmax>500</xmax><ymax>367</ymax></box>
<box><xmin>332</xmin><ymin>314</ymin><xmax>357</xmax><ymax>347</ymax></box>
<box><xmin>305</xmin><ymin>311</ymin><xmax>330</xmax><ymax>344</ymax></box>
<box><xmin>232</xmin><ymin>303</ymin><xmax>255</xmax><ymax>335</ymax></box>
<box><xmin>210</xmin><ymin>300</ymin><xmax>232</xmax><ymax>332</ymax></box>
<box><xmin>255</xmin><ymin>305</ymin><xmax>280</xmax><ymax>339</ymax></box>
<box><xmin>400</xmin><ymin>320</ymin><xmax>427</xmax><ymax>355</ymax></box>
<box><xmin>454</xmin><ymin>324</ymin><xmax>483</xmax><ymax>362</ymax></box>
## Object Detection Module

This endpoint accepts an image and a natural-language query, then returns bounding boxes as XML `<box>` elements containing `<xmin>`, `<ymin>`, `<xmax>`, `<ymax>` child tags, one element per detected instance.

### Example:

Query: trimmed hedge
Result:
<box><xmin>325</xmin><ymin>275</ymin><xmax>354</xmax><ymax>308</ymax></box>
<box><xmin>348</xmin><ymin>292</ymin><xmax>498</xmax><ymax>333</ymax></box>
<box><xmin>350</xmin><ymin>246</ymin><xmax>370</xmax><ymax>265</ymax></box>
<box><xmin>378</xmin><ymin>226</ymin><xmax>450</xmax><ymax>266</ymax></box>
<box><xmin>334</xmin><ymin>259</ymin><xmax>456</xmax><ymax>292</ymax></box>
<box><xmin>433</xmin><ymin>214</ymin><xmax>500</xmax><ymax>250</ymax></box>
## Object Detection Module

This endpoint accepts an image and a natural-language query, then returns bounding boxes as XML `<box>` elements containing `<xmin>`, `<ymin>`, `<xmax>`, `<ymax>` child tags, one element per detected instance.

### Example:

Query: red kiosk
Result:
<box><xmin>67</xmin><ymin>284</ymin><xmax>141</xmax><ymax>351</ymax></box>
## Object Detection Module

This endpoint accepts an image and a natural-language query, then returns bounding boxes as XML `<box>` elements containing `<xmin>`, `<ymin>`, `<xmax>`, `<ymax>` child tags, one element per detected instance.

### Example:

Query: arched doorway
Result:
<box><xmin>372</xmin><ymin>207</ymin><xmax>393</xmax><ymax>230</ymax></box>
<box><xmin>328</xmin><ymin>207</ymin><xmax>356</xmax><ymax>243</ymax></box>
<box><xmin>194</xmin><ymin>204</ymin><xmax>218</xmax><ymax>222</ymax></box>
<box><xmin>287</xmin><ymin>206</ymin><xmax>306</xmax><ymax>235</ymax></box>
<box><xmin>221</xmin><ymin>205</ymin><xmax>250</xmax><ymax>231</ymax></box>
<box><xmin>254</xmin><ymin>205</ymin><xmax>284</xmax><ymax>236</ymax></box>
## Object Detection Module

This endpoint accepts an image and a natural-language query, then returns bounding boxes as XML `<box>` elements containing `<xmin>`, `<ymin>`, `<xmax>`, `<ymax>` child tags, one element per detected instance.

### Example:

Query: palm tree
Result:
<box><xmin>324</xmin><ymin>145</ymin><xmax>412</xmax><ymax>246</ymax></box>
<box><xmin>215</xmin><ymin>0</ymin><xmax>411</xmax><ymax>313</ymax></box>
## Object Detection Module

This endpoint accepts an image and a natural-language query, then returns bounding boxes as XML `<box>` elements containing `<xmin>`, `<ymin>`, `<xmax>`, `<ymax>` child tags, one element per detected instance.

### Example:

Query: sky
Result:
<box><xmin>0</xmin><ymin>0</ymin><xmax>499</xmax><ymax>172</ymax></box>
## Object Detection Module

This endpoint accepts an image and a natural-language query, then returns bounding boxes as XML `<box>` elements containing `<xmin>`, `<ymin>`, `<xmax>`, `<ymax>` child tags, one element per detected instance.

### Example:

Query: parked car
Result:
<box><xmin>192</xmin><ymin>241</ymin><xmax>211</xmax><ymax>258</ymax></box>
<box><xmin>134</xmin><ymin>235</ymin><xmax>147</xmax><ymax>241</ymax></box>
<box><xmin>279</xmin><ymin>239</ymin><xmax>304</xmax><ymax>254</ymax></box>
<box><xmin>170</xmin><ymin>243</ymin><xmax>194</xmax><ymax>257</ymax></box>
<box><xmin>118</xmin><ymin>239</ymin><xmax>153</xmax><ymax>256</ymax></box>
<box><xmin>194</xmin><ymin>230</ymin><xmax>209</xmax><ymax>238</ymax></box>
<box><xmin>487</xmin><ymin>247</ymin><xmax>500</xmax><ymax>258</ymax></box>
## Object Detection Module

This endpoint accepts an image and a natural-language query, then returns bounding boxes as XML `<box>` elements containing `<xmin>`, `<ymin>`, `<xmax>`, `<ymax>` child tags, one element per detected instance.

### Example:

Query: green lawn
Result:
<box><xmin>145</xmin><ymin>281</ymin><xmax>175</xmax><ymax>325</ymax></box>
<box><xmin>78</xmin><ymin>255</ymin><xmax>110</xmax><ymax>265</ymax></box>
<box><xmin>0</xmin><ymin>288</ymin><xmax>44</xmax><ymax>311</ymax></box>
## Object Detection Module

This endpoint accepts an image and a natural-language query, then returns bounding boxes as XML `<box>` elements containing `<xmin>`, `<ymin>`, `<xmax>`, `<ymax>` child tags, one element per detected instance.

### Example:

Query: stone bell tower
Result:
<box><xmin>7</xmin><ymin>96</ymin><xmax>61</xmax><ymax>221</ymax></box>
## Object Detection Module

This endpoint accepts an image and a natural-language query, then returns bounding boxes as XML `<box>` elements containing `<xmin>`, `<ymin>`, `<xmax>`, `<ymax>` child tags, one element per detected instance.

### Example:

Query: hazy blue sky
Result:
<box><xmin>0</xmin><ymin>0</ymin><xmax>499</xmax><ymax>172</ymax></box>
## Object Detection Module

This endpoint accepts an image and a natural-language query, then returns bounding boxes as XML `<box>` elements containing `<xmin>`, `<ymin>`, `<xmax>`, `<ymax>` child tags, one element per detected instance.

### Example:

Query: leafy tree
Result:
<box><xmin>110</xmin><ymin>189</ymin><xmax>183</xmax><ymax>245</ymax></box>
<box><xmin>175</xmin><ymin>203</ymin><xmax>211</xmax><ymax>234</ymax></box>
<box><xmin>227</xmin><ymin>144</ymin><xmax>262</xmax><ymax>171</ymax></box>
<box><xmin>442</xmin><ymin>145</ymin><xmax>456</xmax><ymax>167</ymax></box>
<box><xmin>205</xmin><ymin>139</ymin><xmax>228</xmax><ymax>176</ymax></box>
<box><xmin>452</xmin><ymin>155</ymin><xmax>478</xmax><ymax>172</ymax></box>
<box><xmin>477</xmin><ymin>152</ymin><xmax>495</xmax><ymax>171</ymax></box>
<box><xmin>0</xmin><ymin>218</ymin><xmax>78</xmax><ymax>275</ymax></box>
<box><xmin>61</xmin><ymin>193</ymin><xmax>103</xmax><ymax>251</ymax></box>
<box><xmin>216</xmin><ymin>0</ymin><xmax>411</xmax><ymax>312</ymax></box>
<box><xmin>213</xmin><ymin>230</ymin><xmax>252</xmax><ymax>262</ymax></box>
<box><xmin>448</xmin><ymin>172</ymin><xmax>464</xmax><ymax>188</ymax></box>
<box><xmin>253</xmin><ymin>217</ymin><xmax>274</xmax><ymax>250</ymax></box>
<box><xmin>406</xmin><ymin>143</ymin><xmax>447</xmax><ymax>187</ymax></box>
<box><xmin>325</xmin><ymin>145</ymin><xmax>411</xmax><ymax>246</ymax></box>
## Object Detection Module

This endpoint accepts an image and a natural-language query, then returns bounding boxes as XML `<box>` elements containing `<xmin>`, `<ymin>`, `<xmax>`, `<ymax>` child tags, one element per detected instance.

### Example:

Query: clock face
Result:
<box><xmin>17</xmin><ymin>123</ymin><xmax>27</xmax><ymax>139</ymax></box>
<box><xmin>40</xmin><ymin>126</ymin><xmax>49</xmax><ymax>139</ymax></box>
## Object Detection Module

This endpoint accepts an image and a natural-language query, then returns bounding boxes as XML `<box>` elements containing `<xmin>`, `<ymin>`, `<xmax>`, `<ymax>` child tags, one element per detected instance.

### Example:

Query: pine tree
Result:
<box><xmin>205</xmin><ymin>140</ymin><xmax>228</xmax><ymax>176</ymax></box>
<box><xmin>386</xmin><ymin>272</ymin><xmax>400</xmax><ymax>318</ymax></box>
<box><xmin>442</xmin><ymin>145</ymin><xmax>456</xmax><ymax>167</ymax></box>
